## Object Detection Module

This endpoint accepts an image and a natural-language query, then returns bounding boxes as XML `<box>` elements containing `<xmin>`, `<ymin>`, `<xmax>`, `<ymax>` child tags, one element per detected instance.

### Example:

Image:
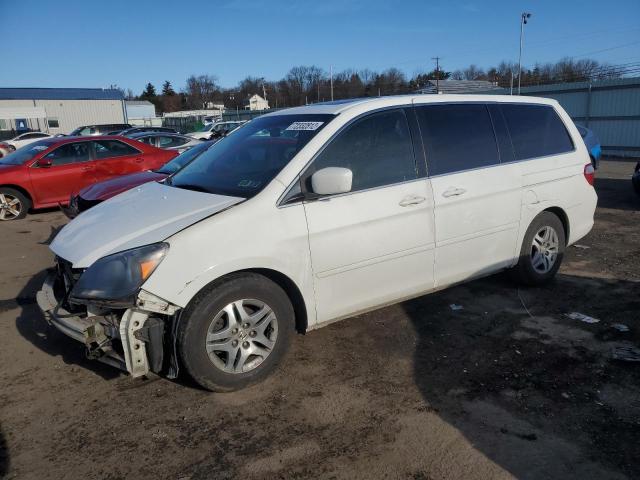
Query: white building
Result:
<box><xmin>245</xmin><ymin>94</ymin><xmax>269</xmax><ymax>111</ymax></box>
<box><xmin>125</xmin><ymin>100</ymin><xmax>162</xmax><ymax>127</ymax></box>
<box><xmin>0</xmin><ymin>88</ymin><xmax>126</xmax><ymax>135</ymax></box>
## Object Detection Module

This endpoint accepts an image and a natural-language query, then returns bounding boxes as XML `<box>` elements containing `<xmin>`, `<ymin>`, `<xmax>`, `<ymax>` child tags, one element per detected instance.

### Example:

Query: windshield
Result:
<box><xmin>169</xmin><ymin>114</ymin><xmax>334</xmax><ymax>198</ymax></box>
<box><xmin>0</xmin><ymin>139</ymin><xmax>55</xmax><ymax>165</ymax></box>
<box><xmin>156</xmin><ymin>141</ymin><xmax>212</xmax><ymax>175</ymax></box>
<box><xmin>198</xmin><ymin>124</ymin><xmax>214</xmax><ymax>132</ymax></box>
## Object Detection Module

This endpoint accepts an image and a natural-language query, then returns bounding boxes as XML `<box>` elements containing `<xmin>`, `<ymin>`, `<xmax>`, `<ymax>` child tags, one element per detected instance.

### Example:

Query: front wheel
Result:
<box><xmin>0</xmin><ymin>188</ymin><xmax>30</xmax><ymax>221</ymax></box>
<box><xmin>511</xmin><ymin>211</ymin><xmax>566</xmax><ymax>286</ymax></box>
<box><xmin>177</xmin><ymin>273</ymin><xmax>294</xmax><ymax>392</ymax></box>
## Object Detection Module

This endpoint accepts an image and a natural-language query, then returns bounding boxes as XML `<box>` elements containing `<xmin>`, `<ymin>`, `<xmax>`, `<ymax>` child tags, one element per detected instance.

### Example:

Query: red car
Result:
<box><xmin>0</xmin><ymin>136</ymin><xmax>177</xmax><ymax>220</ymax></box>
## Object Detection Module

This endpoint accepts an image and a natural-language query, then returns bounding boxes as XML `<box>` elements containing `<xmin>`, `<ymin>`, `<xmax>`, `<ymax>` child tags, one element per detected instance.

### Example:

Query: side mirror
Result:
<box><xmin>38</xmin><ymin>158</ymin><xmax>52</xmax><ymax>168</ymax></box>
<box><xmin>311</xmin><ymin>167</ymin><xmax>352</xmax><ymax>195</ymax></box>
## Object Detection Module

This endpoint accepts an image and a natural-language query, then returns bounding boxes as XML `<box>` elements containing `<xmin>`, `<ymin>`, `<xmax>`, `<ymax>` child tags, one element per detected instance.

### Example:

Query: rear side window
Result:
<box><xmin>310</xmin><ymin>109</ymin><xmax>416</xmax><ymax>192</ymax></box>
<box><xmin>415</xmin><ymin>104</ymin><xmax>499</xmax><ymax>176</ymax></box>
<box><xmin>501</xmin><ymin>104</ymin><xmax>574</xmax><ymax>160</ymax></box>
<box><xmin>93</xmin><ymin>140</ymin><xmax>139</xmax><ymax>159</ymax></box>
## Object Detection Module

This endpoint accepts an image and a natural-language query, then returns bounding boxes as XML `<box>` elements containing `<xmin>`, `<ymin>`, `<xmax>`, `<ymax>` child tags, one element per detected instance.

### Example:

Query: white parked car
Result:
<box><xmin>0</xmin><ymin>131</ymin><xmax>52</xmax><ymax>153</ymax></box>
<box><xmin>38</xmin><ymin>95</ymin><xmax>597</xmax><ymax>391</ymax></box>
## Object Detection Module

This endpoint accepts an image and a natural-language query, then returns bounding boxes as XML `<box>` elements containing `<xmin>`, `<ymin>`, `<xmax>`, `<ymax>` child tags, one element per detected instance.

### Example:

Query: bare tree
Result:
<box><xmin>185</xmin><ymin>75</ymin><xmax>220</xmax><ymax>109</ymax></box>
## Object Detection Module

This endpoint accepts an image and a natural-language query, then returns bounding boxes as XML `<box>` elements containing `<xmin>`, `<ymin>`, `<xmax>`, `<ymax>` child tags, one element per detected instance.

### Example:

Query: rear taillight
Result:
<box><xmin>584</xmin><ymin>163</ymin><xmax>595</xmax><ymax>186</ymax></box>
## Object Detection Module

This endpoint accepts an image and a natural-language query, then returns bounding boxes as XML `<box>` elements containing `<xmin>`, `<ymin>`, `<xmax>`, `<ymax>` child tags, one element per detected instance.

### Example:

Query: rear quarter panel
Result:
<box><xmin>516</xmin><ymin>104</ymin><xmax>597</xmax><ymax>249</ymax></box>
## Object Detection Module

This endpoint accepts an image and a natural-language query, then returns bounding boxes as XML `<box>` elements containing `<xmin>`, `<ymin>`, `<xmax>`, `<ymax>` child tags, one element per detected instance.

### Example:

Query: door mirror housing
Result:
<box><xmin>37</xmin><ymin>158</ymin><xmax>52</xmax><ymax>168</ymax></box>
<box><xmin>311</xmin><ymin>167</ymin><xmax>353</xmax><ymax>195</ymax></box>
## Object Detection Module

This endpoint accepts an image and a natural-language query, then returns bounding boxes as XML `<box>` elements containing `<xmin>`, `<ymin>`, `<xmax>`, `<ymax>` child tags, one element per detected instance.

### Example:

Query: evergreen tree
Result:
<box><xmin>161</xmin><ymin>81</ymin><xmax>175</xmax><ymax>96</ymax></box>
<box><xmin>140</xmin><ymin>82</ymin><xmax>156</xmax><ymax>100</ymax></box>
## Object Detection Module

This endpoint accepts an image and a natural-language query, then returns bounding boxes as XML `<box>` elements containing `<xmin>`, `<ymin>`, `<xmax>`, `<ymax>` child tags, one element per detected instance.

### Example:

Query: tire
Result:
<box><xmin>177</xmin><ymin>273</ymin><xmax>295</xmax><ymax>392</ymax></box>
<box><xmin>511</xmin><ymin>211</ymin><xmax>566</xmax><ymax>286</ymax></box>
<box><xmin>0</xmin><ymin>187</ymin><xmax>30</xmax><ymax>221</ymax></box>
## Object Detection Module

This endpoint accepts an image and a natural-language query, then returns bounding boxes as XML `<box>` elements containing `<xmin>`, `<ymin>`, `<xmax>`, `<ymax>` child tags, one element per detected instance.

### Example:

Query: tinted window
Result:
<box><xmin>501</xmin><ymin>104</ymin><xmax>574</xmax><ymax>160</ymax></box>
<box><xmin>416</xmin><ymin>104</ymin><xmax>498</xmax><ymax>176</ymax></box>
<box><xmin>93</xmin><ymin>140</ymin><xmax>139</xmax><ymax>159</ymax></box>
<box><xmin>158</xmin><ymin>136</ymin><xmax>188</xmax><ymax>148</ymax></box>
<box><xmin>310</xmin><ymin>109</ymin><xmax>416</xmax><ymax>192</ymax></box>
<box><xmin>170</xmin><ymin>114</ymin><xmax>333</xmax><ymax>198</ymax></box>
<box><xmin>137</xmin><ymin>136</ymin><xmax>155</xmax><ymax>145</ymax></box>
<box><xmin>44</xmin><ymin>142</ymin><xmax>90</xmax><ymax>166</ymax></box>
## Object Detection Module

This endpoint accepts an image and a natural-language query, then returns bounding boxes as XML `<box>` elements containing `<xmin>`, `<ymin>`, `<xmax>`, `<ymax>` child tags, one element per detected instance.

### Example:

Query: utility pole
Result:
<box><xmin>518</xmin><ymin>12</ymin><xmax>532</xmax><ymax>95</ymax></box>
<box><xmin>330</xmin><ymin>65</ymin><xmax>334</xmax><ymax>101</ymax></box>
<box><xmin>432</xmin><ymin>57</ymin><xmax>441</xmax><ymax>93</ymax></box>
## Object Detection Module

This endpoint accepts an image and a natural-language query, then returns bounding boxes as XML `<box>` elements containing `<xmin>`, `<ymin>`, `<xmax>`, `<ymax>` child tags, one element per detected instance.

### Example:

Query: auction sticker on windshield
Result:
<box><xmin>285</xmin><ymin>121</ymin><xmax>324</xmax><ymax>131</ymax></box>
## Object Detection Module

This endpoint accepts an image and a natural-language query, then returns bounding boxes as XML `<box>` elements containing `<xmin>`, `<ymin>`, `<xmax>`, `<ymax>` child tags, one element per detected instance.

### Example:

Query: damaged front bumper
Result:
<box><xmin>36</xmin><ymin>270</ymin><xmax>180</xmax><ymax>378</ymax></box>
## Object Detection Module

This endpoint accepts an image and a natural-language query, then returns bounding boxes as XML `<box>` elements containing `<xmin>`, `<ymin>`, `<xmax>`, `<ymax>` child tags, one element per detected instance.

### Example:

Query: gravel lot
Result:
<box><xmin>1</xmin><ymin>159</ymin><xmax>639</xmax><ymax>480</ymax></box>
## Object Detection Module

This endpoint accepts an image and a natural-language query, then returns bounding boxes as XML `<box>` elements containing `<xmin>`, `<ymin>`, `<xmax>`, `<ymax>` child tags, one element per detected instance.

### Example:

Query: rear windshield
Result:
<box><xmin>0</xmin><ymin>139</ymin><xmax>56</xmax><ymax>165</ymax></box>
<box><xmin>168</xmin><ymin>114</ymin><xmax>334</xmax><ymax>198</ymax></box>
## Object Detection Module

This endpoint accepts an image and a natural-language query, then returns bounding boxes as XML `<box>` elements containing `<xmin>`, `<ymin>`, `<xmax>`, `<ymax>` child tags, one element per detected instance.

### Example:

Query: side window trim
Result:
<box><xmin>92</xmin><ymin>139</ymin><xmax>142</xmax><ymax>160</ymax></box>
<box><xmin>278</xmin><ymin>105</ymin><xmax>420</xmax><ymax>207</ymax></box>
<box><xmin>417</xmin><ymin>102</ymin><xmax>500</xmax><ymax>178</ymax></box>
<box><xmin>499</xmin><ymin>103</ymin><xmax>576</xmax><ymax>162</ymax></box>
<box><xmin>300</xmin><ymin>107</ymin><xmax>419</xmax><ymax>198</ymax></box>
<box><xmin>44</xmin><ymin>141</ymin><xmax>93</xmax><ymax>166</ymax></box>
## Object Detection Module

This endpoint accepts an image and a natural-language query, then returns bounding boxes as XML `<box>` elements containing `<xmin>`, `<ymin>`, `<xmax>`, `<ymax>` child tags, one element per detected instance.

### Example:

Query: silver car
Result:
<box><xmin>126</xmin><ymin>132</ymin><xmax>205</xmax><ymax>153</ymax></box>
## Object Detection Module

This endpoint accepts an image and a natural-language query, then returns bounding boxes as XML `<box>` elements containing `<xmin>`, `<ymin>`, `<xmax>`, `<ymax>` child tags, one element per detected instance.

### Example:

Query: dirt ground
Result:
<box><xmin>1</xmin><ymin>159</ymin><xmax>639</xmax><ymax>480</ymax></box>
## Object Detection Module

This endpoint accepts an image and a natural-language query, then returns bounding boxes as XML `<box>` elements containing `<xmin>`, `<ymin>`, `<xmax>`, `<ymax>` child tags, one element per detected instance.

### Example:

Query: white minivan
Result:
<box><xmin>37</xmin><ymin>95</ymin><xmax>597</xmax><ymax>391</ymax></box>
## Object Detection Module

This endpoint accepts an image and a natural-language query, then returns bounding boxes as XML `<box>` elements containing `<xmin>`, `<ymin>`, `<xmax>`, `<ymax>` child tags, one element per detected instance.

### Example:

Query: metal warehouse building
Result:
<box><xmin>0</xmin><ymin>88</ymin><xmax>126</xmax><ymax>137</ymax></box>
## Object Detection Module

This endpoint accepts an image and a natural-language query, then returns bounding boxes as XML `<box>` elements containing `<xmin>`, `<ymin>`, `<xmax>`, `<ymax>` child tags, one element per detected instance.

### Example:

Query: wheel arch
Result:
<box><xmin>185</xmin><ymin>267</ymin><xmax>309</xmax><ymax>334</ymax></box>
<box><xmin>0</xmin><ymin>184</ymin><xmax>33</xmax><ymax>206</ymax></box>
<box><xmin>543</xmin><ymin>206</ymin><xmax>569</xmax><ymax>244</ymax></box>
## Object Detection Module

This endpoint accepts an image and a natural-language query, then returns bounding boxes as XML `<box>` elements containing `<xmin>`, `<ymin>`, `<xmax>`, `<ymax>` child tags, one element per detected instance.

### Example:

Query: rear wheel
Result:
<box><xmin>0</xmin><ymin>188</ymin><xmax>30</xmax><ymax>221</ymax></box>
<box><xmin>178</xmin><ymin>273</ymin><xmax>294</xmax><ymax>391</ymax></box>
<box><xmin>511</xmin><ymin>211</ymin><xmax>565</xmax><ymax>286</ymax></box>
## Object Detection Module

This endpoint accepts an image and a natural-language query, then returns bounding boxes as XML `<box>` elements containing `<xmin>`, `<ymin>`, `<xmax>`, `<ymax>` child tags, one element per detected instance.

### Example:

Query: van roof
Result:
<box><xmin>265</xmin><ymin>94</ymin><xmax>559</xmax><ymax>116</ymax></box>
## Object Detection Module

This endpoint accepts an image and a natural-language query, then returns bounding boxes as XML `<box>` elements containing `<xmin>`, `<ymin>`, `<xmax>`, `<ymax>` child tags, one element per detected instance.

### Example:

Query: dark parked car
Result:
<box><xmin>633</xmin><ymin>162</ymin><xmax>640</xmax><ymax>196</ymax></box>
<box><xmin>68</xmin><ymin>123</ymin><xmax>132</xmax><ymax>136</ymax></box>
<box><xmin>108</xmin><ymin>126</ymin><xmax>179</xmax><ymax>136</ymax></box>
<box><xmin>62</xmin><ymin>140</ymin><xmax>214</xmax><ymax>217</ymax></box>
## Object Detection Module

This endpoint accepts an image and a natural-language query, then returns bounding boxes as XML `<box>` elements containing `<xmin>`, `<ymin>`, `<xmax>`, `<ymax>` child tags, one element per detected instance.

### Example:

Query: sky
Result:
<box><xmin>2</xmin><ymin>0</ymin><xmax>639</xmax><ymax>93</ymax></box>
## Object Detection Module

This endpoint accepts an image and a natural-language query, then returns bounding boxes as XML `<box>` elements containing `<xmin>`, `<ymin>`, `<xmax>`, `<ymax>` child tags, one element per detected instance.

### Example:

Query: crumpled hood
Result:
<box><xmin>51</xmin><ymin>181</ymin><xmax>243</xmax><ymax>268</ymax></box>
<box><xmin>79</xmin><ymin>171</ymin><xmax>167</xmax><ymax>201</ymax></box>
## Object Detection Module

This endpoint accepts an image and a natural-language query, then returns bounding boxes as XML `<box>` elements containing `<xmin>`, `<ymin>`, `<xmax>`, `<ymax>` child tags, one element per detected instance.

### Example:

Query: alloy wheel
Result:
<box><xmin>0</xmin><ymin>193</ymin><xmax>22</xmax><ymax>221</ymax></box>
<box><xmin>530</xmin><ymin>225</ymin><xmax>559</xmax><ymax>273</ymax></box>
<box><xmin>205</xmin><ymin>298</ymin><xmax>278</xmax><ymax>374</ymax></box>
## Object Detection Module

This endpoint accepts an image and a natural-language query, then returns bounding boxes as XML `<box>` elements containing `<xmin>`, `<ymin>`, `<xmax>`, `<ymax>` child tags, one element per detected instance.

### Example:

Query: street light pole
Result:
<box><xmin>330</xmin><ymin>65</ymin><xmax>334</xmax><ymax>101</ymax></box>
<box><xmin>517</xmin><ymin>12</ymin><xmax>531</xmax><ymax>95</ymax></box>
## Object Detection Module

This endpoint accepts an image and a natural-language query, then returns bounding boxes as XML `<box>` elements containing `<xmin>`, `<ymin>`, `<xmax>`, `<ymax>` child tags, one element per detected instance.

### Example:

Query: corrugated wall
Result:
<box><xmin>487</xmin><ymin>77</ymin><xmax>640</xmax><ymax>157</ymax></box>
<box><xmin>0</xmin><ymin>98</ymin><xmax>125</xmax><ymax>135</ymax></box>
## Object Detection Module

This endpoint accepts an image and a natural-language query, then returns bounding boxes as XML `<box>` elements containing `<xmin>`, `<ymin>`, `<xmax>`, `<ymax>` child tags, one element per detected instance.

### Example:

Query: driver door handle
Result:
<box><xmin>442</xmin><ymin>187</ymin><xmax>467</xmax><ymax>198</ymax></box>
<box><xmin>399</xmin><ymin>195</ymin><xmax>426</xmax><ymax>207</ymax></box>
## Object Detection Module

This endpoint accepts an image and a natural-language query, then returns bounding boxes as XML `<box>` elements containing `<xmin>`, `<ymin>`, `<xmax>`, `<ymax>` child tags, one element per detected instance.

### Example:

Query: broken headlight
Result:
<box><xmin>70</xmin><ymin>243</ymin><xmax>168</xmax><ymax>305</ymax></box>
